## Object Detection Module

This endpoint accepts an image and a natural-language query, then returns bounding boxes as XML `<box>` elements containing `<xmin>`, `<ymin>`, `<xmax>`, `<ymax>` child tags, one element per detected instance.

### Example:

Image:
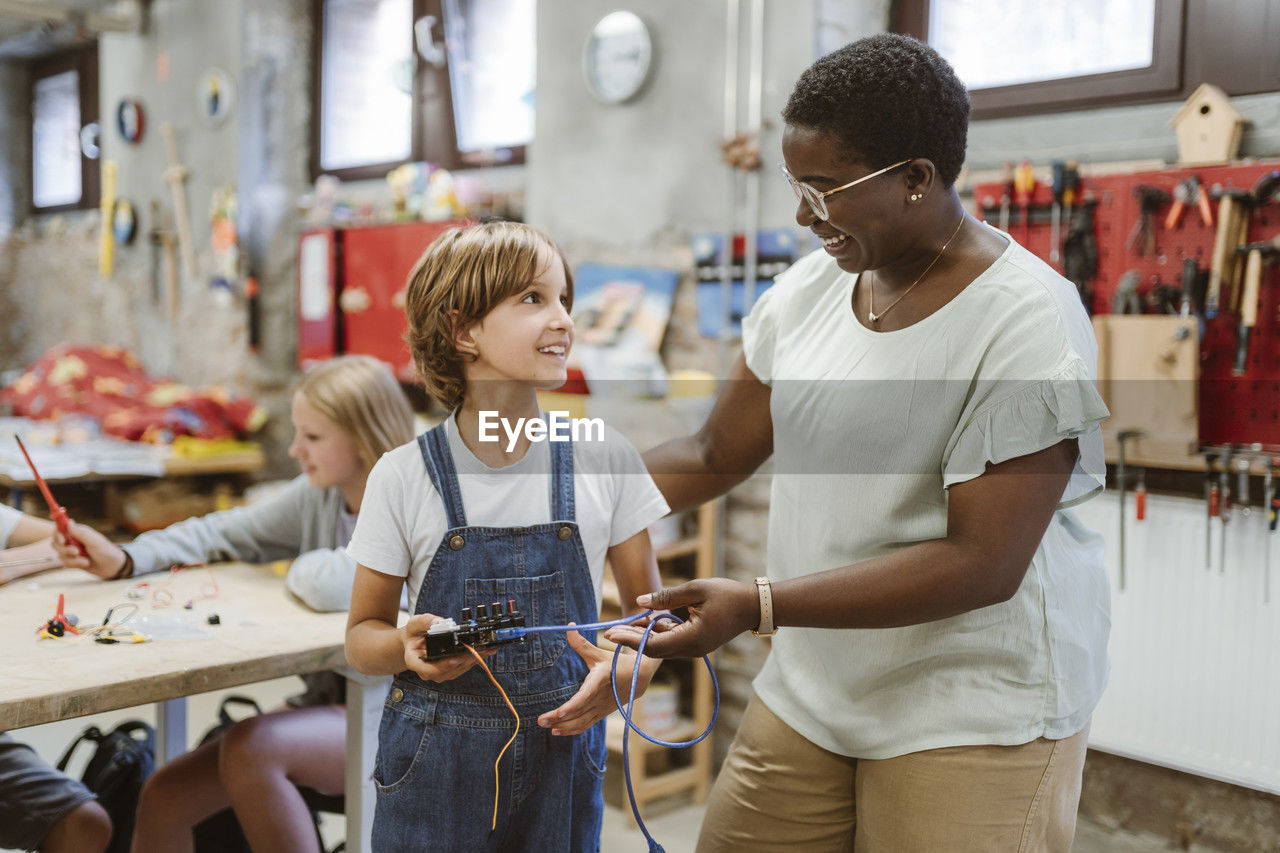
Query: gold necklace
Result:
<box><xmin>867</xmin><ymin>214</ymin><xmax>967</xmax><ymax>324</ymax></box>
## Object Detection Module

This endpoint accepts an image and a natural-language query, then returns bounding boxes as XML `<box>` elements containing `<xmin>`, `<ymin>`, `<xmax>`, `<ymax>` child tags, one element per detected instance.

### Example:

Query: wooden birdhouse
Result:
<box><xmin>1169</xmin><ymin>83</ymin><xmax>1248</xmax><ymax>165</ymax></box>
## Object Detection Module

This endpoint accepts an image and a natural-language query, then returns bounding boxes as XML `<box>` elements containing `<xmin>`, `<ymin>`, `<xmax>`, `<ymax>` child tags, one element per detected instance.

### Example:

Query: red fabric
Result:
<box><xmin>0</xmin><ymin>344</ymin><xmax>265</xmax><ymax>442</ymax></box>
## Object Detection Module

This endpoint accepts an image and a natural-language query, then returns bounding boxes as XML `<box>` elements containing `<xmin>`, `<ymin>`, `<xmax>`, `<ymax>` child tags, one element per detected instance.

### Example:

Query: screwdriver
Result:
<box><xmin>1267</xmin><ymin>458</ymin><xmax>1277</xmax><ymax>604</ymax></box>
<box><xmin>1050</xmin><ymin>161</ymin><xmax>1065</xmax><ymax>264</ymax></box>
<box><xmin>999</xmin><ymin>161</ymin><xmax>1014</xmax><ymax>232</ymax></box>
<box><xmin>1205</xmin><ymin>453</ymin><xmax>1219</xmax><ymax>572</ymax></box>
<box><xmin>14</xmin><ymin>436</ymin><xmax>87</xmax><ymax>557</ymax></box>
<box><xmin>1014</xmin><ymin>160</ymin><xmax>1036</xmax><ymax>242</ymax></box>
<box><xmin>1219</xmin><ymin>451</ymin><xmax>1232</xmax><ymax>575</ymax></box>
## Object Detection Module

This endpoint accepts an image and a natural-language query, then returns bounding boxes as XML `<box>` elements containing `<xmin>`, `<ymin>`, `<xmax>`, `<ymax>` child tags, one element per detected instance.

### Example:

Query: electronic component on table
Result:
<box><xmin>422</xmin><ymin>600</ymin><xmax>527</xmax><ymax>660</ymax></box>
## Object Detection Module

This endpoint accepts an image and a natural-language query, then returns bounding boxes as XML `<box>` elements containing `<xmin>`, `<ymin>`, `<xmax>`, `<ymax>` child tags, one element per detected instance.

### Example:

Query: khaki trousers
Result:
<box><xmin>698</xmin><ymin>697</ymin><xmax>1088</xmax><ymax>853</ymax></box>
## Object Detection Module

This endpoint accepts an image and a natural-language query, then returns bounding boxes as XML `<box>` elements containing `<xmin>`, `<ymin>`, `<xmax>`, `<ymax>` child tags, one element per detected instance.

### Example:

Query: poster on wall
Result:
<box><xmin>568</xmin><ymin>264</ymin><xmax>679</xmax><ymax>397</ymax></box>
<box><xmin>691</xmin><ymin>229</ymin><xmax>799</xmax><ymax>338</ymax></box>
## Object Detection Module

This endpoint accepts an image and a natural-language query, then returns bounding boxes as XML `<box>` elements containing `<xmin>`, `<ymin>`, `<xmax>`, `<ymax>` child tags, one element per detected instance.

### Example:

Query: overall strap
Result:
<box><xmin>549</xmin><ymin>426</ymin><xmax>575</xmax><ymax>523</ymax></box>
<box><xmin>417</xmin><ymin>423</ymin><xmax>467</xmax><ymax>528</ymax></box>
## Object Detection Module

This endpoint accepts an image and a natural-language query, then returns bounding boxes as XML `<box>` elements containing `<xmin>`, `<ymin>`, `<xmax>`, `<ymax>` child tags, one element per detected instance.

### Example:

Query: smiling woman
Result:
<box><xmin>618</xmin><ymin>33</ymin><xmax>1112</xmax><ymax>853</ymax></box>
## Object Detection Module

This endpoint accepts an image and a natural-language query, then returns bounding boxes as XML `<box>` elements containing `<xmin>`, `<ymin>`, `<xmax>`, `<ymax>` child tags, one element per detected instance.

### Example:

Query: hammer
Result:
<box><xmin>1207</xmin><ymin>186</ymin><xmax>1252</xmax><ymax>319</ymax></box>
<box><xmin>1116</xmin><ymin>430</ymin><xmax>1145</xmax><ymax>591</ymax></box>
<box><xmin>1232</xmin><ymin>236</ymin><xmax>1280</xmax><ymax>375</ymax></box>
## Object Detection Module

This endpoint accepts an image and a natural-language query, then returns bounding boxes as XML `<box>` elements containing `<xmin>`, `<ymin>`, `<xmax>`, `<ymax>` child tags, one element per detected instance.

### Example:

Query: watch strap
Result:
<box><xmin>751</xmin><ymin>576</ymin><xmax>778</xmax><ymax>637</ymax></box>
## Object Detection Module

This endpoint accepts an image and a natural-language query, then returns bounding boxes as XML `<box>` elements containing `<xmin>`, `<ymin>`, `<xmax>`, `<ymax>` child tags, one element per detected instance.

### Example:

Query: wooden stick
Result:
<box><xmin>98</xmin><ymin>160</ymin><xmax>116</xmax><ymax>278</ymax></box>
<box><xmin>160</xmin><ymin>122</ymin><xmax>197</xmax><ymax>281</ymax></box>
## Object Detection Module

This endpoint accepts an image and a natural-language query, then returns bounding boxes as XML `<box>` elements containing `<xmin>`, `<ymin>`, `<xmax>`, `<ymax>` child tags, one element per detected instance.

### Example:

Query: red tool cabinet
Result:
<box><xmin>297</xmin><ymin>221</ymin><xmax>463</xmax><ymax>380</ymax></box>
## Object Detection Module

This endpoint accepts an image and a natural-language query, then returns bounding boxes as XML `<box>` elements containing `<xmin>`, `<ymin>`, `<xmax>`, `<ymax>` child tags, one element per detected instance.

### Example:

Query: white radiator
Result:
<box><xmin>1073</xmin><ymin>491</ymin><xmax>1280</xmax><ymax>794</ymax></box>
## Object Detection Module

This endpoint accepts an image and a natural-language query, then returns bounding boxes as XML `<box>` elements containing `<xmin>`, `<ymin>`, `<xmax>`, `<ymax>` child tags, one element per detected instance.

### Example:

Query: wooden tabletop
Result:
<box><xmin>0</xmin><ymin>448</ymin><xmax>265</xmax><ymax>489</ymax></box>
<box><xmin>0</xmin><ymin>564</ymin><xmax>347</xmax><ymax>730</ymax></box>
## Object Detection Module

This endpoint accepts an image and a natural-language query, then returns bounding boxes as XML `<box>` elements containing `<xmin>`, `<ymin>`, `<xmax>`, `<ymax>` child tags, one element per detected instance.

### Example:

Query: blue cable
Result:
<box><xmin>496</xmin><ymin>610</ymin><xmax>720</xmax><ymax>852</ymax></box>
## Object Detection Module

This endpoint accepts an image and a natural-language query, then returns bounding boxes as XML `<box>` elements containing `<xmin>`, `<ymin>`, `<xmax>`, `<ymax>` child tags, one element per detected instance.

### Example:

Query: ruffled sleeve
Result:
<box><xmin>741</xmin><ymin>282</ymin><xmax>783</xmax><ymax>386</ymax></box>
<box><xmin>942</xmin><ymin>357</ymin><xmax>1110</xmax><ymax>508</ymax></box>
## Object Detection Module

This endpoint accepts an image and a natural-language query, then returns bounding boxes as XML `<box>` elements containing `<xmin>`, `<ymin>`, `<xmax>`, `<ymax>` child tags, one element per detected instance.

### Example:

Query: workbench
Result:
<box><xmin>0</xmin><ymin>564</ymin><xmax>384</xmax><ymax>852</ymax></box>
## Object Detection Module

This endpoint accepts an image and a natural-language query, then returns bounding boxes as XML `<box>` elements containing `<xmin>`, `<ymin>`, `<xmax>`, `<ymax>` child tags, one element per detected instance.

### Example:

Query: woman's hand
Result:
<box><xmin>538</xmin><ymin>627</ymin><xmax>661</xmax><ymax>736</ymax></box>
<box><xmin>52</xmin><ymin>520</ymin><xmax>126</xmax><ymax>580</ymax></box>
<box><xmin>398</xmin><ymin>613</ymin><xmax>493</xmax><ymax>682</ymax></box>
<box><xmin>605</xmin><ymin>578</ymin><xmax>759</xmax><ymax>659</ymax></box>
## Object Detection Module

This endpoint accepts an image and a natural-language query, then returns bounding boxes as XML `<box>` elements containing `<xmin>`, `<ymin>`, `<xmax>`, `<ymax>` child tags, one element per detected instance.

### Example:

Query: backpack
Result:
<box><xmin>192</xmin><ymin>696</ymin><xmax>338</xmax><ymax>853</ymax></box>
<box><xmin>57</xmin><ymin>720</ymin><xmax>155</xmax><ymax>853</ymax></box>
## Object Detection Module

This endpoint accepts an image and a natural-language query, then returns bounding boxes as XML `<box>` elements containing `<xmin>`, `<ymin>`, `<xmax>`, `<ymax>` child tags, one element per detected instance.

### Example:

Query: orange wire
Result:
<box><xmin>463</xmin><ymin>643</ymin><xmax>519</xmax><ymax>834</ymax></box>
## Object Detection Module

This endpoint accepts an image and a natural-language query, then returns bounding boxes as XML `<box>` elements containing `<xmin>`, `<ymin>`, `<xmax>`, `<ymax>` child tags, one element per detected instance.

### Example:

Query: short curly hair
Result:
<box><xmin>782</xmin><ymin>33</ymin><xmax>969</xmax><ymax>187</ymax></box>
<box><xmin>403</xmin><ymin>221</ymin><xmax>573</xmax><ymax>411</ymax></box>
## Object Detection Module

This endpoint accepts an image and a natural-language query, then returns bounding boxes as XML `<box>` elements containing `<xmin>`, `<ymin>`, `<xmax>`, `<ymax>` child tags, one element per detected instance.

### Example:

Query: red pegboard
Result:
<box><xmin>974</xmin><ymin>161</ymin><xmax>1280</xmax><ymax>451</ymax></box>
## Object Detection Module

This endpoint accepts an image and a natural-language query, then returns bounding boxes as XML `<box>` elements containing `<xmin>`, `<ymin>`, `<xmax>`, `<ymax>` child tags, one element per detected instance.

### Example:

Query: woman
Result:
<box><xmin>54</xmin><ymin>355</ymin><xmax>416</xmax><ymax>853</ymax></box>
<box><xmin>607</xmin><ymin>34</ymin><xmax>1110</xmax><ymax>852</ymax></box>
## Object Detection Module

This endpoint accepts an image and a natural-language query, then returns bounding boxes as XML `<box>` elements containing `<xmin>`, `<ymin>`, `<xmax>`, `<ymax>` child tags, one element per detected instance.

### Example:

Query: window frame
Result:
<box><xmin>310</xmin><ymin>0</ymin><xmax>528</xmax><ymax>181</ymax></box>
<box><xmin>29</xmin><ymin>44</ymin><xmax>99</xmax><ymax>215</ymax></box>
<box><xmin>891</xmin><ymin>0</ymin><xmax>1185</xmax><ymax>120</ymax></box>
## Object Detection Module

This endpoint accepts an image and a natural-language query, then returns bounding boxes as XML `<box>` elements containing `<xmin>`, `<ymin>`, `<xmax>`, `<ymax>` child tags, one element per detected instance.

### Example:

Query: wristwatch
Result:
<box><xmin>751</xmin><ymin>577</ymin><xmax>778</xmax><ymax>637</ymax></box>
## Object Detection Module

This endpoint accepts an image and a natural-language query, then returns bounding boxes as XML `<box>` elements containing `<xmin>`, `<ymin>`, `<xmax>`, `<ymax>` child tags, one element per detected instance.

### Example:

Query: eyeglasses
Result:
<box><xmin>780</xmin><ymin>159</ymin><xmax>911</xmax><ymax>221</ymax></box>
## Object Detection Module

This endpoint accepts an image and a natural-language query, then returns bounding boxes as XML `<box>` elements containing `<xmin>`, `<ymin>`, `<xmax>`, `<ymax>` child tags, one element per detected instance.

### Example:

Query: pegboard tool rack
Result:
<box><xmin>975</xmin><ymin>160</ymin><xmax>1280</xmax><ymax>453</ymax></box>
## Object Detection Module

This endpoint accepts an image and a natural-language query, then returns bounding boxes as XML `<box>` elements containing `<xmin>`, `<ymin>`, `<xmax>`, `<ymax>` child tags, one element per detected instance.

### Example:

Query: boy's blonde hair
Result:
<box><xmin>296</xmin><ymin>355</ymin><xmax>416</xmax><ymax>469</ymax></box>
<box><xmin>404</xmin><ymin>221</ymin><xmax>573</xmax><ymax>410</ymax></box>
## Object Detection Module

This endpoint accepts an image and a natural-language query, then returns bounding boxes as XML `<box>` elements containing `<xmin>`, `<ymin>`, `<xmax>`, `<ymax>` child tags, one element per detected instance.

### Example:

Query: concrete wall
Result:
<box><xmin>0</xmin><ymin>61</ymin><xmax>29</xmax><ymax>235</ymax></box>
<box><xmin>0</xmin><ymin>0</ymin><xmax>249</xmax><ymax>388</ymax></box>
<box><xmin>966</xmin><ymin>91</ymin><xmax>1280</xmax><ymax>177</ymax></box>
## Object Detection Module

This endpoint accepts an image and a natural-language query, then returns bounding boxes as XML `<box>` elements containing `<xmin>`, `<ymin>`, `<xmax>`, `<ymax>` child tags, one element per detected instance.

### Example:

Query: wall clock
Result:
<box><xmin>582</xmin><ymin>11</ymin><xmax>652</xmax><ymax>105</ymax></box>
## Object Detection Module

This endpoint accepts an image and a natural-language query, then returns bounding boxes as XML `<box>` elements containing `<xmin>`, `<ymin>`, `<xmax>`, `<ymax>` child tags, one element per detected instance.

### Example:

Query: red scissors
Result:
<box><xmin>13</xmin><ymin>436</ymin><xmax>87</xmax><ymax>557</ymax></box>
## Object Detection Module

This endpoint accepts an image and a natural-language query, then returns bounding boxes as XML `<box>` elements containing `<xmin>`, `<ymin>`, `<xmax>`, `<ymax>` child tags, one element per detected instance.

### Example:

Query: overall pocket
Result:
<box><xmin>372</xmin><ymin>687</ymin><xmax>437</xmax><ymax>794</ymax></box>
<box><xmin>465</xmin><ymin>572</ymin><xmax>567</xmax><ymax>673</ymax></box>
<box><xmin>576</xmin><ymin>719</ymin><xmax>607</xmax><ymax>780</ymax></box>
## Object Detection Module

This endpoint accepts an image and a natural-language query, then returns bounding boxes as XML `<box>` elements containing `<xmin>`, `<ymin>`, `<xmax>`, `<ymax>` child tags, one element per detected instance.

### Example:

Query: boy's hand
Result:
<box><xmin>52</xmin><ymin>520</ymin><xmax>126</xmax><ymax>580</ymax></box>
<box><xmin>538</xmin><ymin>626</ymin><xmax>660</xmax><ymax>736</ymax></box>
<box><xmin>399</xmin><ymin>613</ymin><xmax>494</xmax><ymax>682</ymax></box>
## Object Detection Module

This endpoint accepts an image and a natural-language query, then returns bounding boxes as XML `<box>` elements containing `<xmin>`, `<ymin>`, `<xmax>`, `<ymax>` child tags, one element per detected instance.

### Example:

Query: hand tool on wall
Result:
<box><xmin>1233</xmin><ymin>237</ymin><xmax>1280</xmax><ymax>374</ymax></box>
<box><xmin>998</xmin><ymin>161</ymin><xmax>1014</xmax><ymax>232</ymax></box>
<box><xmin>1165</xmin><ymin>178</ymin><xmax>1191</xmax><ymax>230</ymax></box>
<box><xmin>1267</xmin><ymin>458</ymin><xmax>1277</xmax><ymax>604</ymax></box>
<box><xmin>1206</xmin><ymin>452</ymin><xmax>1219</xmax><ymax>572</ymax></box>
<box><xmin>148</xmin><ymin>200</ymin><xmax>179</xmax><ymax>320</ymax></box>
<box><xmin>98</xmin><ymin>160</ymin><xmax>117</xmax><ymax>278</ymax></box>
<box><xmin>1062</xmin><ymin>162</ymin><xmax>1080</xmax><ymax>229</ymax></box>
<box><xmin>1227</xmin><ymin>194</ymin><xmax>1254</xmax><ymax>313</ymax></box>
<box><xmin>1236</xmin><ymin>456</ymin><xmax>1252</xmax><ymax>517</ymax></box>
<box><xmin>1253</xmin><ymin>170</ymin><xmax>1280</xmax><ymax>207</ymax></box>
<box><xmin>160</xmin><ymin>121</ymin><xmax>197</xmax><ymax>281</ymax></box>
<box><xmin>1063</xmin><ymin>200</ymin><xmax>1098</xmax><ymax>311</ymax></box>
<box><xmin>1219</xmin><ymin>449</ymin><xmax>1233</xmax><ymax>575</ymax></box>
<box><xmin>1179</xmin><ymin>258</ymin><xmax>1199</xmax><ymax>318</ymax></box>
<box><xmin>1128</xmin><ymin>185</ymin><xmax>1169</xmax><ymax>256</ymax></box>
<box><xmin>1050</xmin><ymin>161</ymin><xmax>1065</xmax><ymax>263</ymax></box>
<box><xmin>1014</xmin><ymin>160</ymin><xmax>1035</xmax><ymax>241</ymax></box>
<box><xmin>1116</xmin><ymin>430</ymin><xmax>1144</xmax><ymax>590</ymax></box>
<box><xmin>1193</xmin><ymin>176</ymin><xmax>1214</xmax><ymax>227</ymax></box>
<box><xmin>1206</xmin><ymin>187</ymin><xmax>1250</xmax><ymax>320</ymax></box>
<box><xmin>1112</xmin><ymin>270</ymin><xmax>1143</xmax><ymax>314</ymax></box>
<box><xmin>14</xmin><ymin>437</ymin><xmax>86</xmax><ymax>557</ymax></box>
<box><xmin>1135</xmin><ymin>467</ymin><xmax>1147</xmax><ymax>521</ymax></box>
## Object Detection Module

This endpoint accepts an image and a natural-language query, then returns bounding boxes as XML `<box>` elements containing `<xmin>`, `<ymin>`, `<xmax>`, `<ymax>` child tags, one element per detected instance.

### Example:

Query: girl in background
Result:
<box><xmin>54</xmin><ymin>354</ymin><xmax>415</xmax><ymax>853</ymax></box>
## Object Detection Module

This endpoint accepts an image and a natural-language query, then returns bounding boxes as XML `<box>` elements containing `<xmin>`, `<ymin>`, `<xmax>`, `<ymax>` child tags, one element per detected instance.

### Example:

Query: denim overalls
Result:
<box><xmin>370</xmin><ymin>423</ymin><xmax>606</xmax><ymax>853</ymax></box>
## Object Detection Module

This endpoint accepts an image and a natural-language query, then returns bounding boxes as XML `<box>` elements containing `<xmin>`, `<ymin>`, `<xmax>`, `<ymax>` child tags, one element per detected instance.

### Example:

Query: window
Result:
<box><xmin>312</xmin><ymin>0</ymin><xmax>535</xmax><ymax>179</ymax></box>
<box><xmin>893</xmin><ymin>0</ymin><xmax>1280</xmax><ymax>119</ymax></box>
<box><xmin>30</xmin><ymin>45</ymin><xmax>99</xmax><ymax>213</ymax></box>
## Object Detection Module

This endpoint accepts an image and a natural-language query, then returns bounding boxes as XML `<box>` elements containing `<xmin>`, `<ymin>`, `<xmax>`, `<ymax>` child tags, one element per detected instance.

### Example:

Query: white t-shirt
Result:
<box><xmin>348</xmin><ymin>414</ymin><xmax>670</xmax><ymax>610</ymax></box>
<box><xmin>0</xmin><ymin>503</ymin><xmax>22</xmax><ymax>548</ymax></box>
<box><xmin>743</xmin><ymin>228</ymin><xmax>1112</xmax><ymax>759</ymax></box>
